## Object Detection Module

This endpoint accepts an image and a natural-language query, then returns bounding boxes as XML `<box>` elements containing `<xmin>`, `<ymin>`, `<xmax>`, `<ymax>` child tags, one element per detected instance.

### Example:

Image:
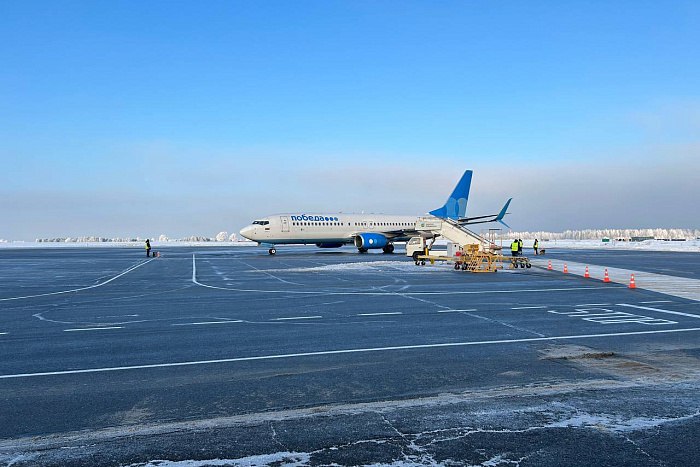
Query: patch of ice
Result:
<box><xmin>0</xmin><ymin>453</ymin><xmax>38</xmax><ymax>466</ymax></box>
<box><xmin>260</xmin><ymin>261</ymin><xmax>449</xmax><ymax>273</ymax></box>
<box><xmin>127</xmin><ymin>452</ymin><xmax>310</xmax><ymax>467</ymax></box>
<box><xmin>549</xmin><ymin>413</ymin><xmax>686</xmax><ymax>432</ymax></box>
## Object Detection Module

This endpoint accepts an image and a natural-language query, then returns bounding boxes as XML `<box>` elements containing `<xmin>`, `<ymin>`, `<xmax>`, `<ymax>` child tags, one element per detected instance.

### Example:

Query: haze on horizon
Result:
<box><xmin>1</xmin><ymin>1</ymin><xmax>699</xmax><ymax>241</ymax></box>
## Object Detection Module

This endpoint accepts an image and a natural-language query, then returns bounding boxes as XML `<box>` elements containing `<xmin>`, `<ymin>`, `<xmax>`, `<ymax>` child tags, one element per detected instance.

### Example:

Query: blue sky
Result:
<box><xmin>1</xmin><ymin>1</ymin><xmax>699</xmax><ymax>239</ymax></box>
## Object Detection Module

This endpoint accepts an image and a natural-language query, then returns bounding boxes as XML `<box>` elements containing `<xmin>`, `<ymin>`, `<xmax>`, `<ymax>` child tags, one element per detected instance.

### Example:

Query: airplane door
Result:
<box><xmin>281</xmin><ymin>216</ymin><xmax>290</xmax><ymax>232</ymax></box>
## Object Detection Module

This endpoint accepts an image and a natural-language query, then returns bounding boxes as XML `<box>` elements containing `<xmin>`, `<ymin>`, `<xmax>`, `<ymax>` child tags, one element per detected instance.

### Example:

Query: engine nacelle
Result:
<box><xmin>316</xmin><ymin>243</ymin><xmax>344</xmax><ymax>248</ymax></box>
<box><xmin>353</xmin><ymin>233</ymin><xmax>388</xmax><ymax>249</ymax></box>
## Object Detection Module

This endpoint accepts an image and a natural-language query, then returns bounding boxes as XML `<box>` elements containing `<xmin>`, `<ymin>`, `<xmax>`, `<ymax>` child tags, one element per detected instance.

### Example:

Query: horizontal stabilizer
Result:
<box><xmin>496</xmin><ymin>198</ymin><xmax>512</xmax><ymax>228</ymax></box>
<box><xmin>456</xmin><ymin>198</ymin><xmax>512</xmax><ymax>227</ymax></box>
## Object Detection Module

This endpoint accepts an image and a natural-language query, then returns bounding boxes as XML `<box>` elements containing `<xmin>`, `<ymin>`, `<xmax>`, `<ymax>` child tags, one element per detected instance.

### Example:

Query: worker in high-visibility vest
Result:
<box><xmin>533</xmin><ymin>238</ymin><xmax>539</xmax><ymax>256</ymax></box>
<box><xmin>511</xmin><ymin>240</ymin><xmax>519</xmax><ymax>257</ymax></box>
<box><xmin>145</xmin><ymin>239</ymin><xmax>151</xmax><ymax>258</ymax></box>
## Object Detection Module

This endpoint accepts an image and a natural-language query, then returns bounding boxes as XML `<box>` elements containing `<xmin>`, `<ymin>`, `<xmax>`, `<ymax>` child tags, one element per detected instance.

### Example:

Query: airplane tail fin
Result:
<box><xmin>496</xmin><ymin>198</ymin><xmax>512</xmax><ymax>229</ymax></box>
<box><xmin>429</xmin><ymin>170</ymin><xmax>472</xmax><ymax>220</ymax></box>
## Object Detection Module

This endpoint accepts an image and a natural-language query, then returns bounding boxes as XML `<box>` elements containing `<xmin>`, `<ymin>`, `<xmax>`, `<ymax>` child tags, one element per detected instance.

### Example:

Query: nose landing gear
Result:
<box><xmin>268</xmin><ymin>248</ymin><xmax>277</xmax><ymax>255</ymax></box>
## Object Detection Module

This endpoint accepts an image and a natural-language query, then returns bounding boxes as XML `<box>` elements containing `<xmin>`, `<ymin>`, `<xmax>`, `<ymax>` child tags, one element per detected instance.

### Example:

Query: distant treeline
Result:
<box><xmin>35</xmin><ymin>232</ymin><xmax>240</xmax><ymax>243</ymax></box>
<box><xmin>500</xmin><ymin>228</ymin><xmax>700</xmax><ymax>240</ymax></box>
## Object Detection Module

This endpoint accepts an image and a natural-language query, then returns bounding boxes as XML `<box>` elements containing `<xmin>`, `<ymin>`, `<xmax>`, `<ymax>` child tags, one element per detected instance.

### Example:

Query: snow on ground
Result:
<box><xmin>536</xmin><ymin>238</ymin><xmax>700</xmax><ymax>253</ymax></box>
<box><xmin>0</xmin><ymin>239</ymin><xmax>698</xmax><ymax>252</ymax></box>
<box><xmin>126</xmin><ymin>452</ymin><xmax>311</xmax><ymax>467</ymax></box>
<box><xmin>0</xmin><ymin>241</ymin><xmax>258</xmax><ymax>249</ymax></box>
<box><xmin>263</xmin><ymin>261</ymin><xmax>449</xmax><ymax>273</ymax></box>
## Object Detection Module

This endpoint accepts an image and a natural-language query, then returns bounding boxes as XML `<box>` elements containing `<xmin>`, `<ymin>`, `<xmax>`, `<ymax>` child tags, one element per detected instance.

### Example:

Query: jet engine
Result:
<box><xmin>353</xmin><ymin>233</ymin><xmax>388</xmax><ymax>250</ymax></box>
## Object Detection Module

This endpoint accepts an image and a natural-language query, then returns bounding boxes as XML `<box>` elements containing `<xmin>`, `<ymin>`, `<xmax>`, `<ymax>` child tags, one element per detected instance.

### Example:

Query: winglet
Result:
<box><xmin>496</xmin><ymin>198</ymin><xmax>512</xmax><ymax>229</ymax></box>
<box><xmin>429</xmin><ymin>170</ymin><xmax>472</xmax><ymax>220</ymax></box>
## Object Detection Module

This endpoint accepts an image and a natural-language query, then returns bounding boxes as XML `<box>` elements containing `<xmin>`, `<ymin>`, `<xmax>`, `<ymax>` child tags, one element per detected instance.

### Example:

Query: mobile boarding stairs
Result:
<box><xmin>409</xmin><ymin>217</ymin><xmax>531</xmax><ymax>272</ymax></box>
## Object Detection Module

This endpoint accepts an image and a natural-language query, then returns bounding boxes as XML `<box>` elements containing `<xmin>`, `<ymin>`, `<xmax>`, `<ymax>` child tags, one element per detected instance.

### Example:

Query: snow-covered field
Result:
<box><xmin>0</xmin><ymin>241</ymin><xmax>258</xmax><ymax>249</ymax></box>
<box><xmin>536</xmin><ymin>238</ymin><xmax>700</xmax><ymax>253</ymax></box>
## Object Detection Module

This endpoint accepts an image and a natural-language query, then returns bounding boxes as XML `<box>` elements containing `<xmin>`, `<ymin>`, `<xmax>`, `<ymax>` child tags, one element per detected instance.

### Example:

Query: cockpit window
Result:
<box><xmin>252</xmin><ymin>220</ymin><xmax>270</xmax><ymax>225</ymax></box>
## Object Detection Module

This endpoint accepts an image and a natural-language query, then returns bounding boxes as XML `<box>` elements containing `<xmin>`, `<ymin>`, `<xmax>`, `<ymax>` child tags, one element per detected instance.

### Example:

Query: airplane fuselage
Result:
<box><xmin>239</xmin><ymin>213</ymin><xmax>419</xmax><ymax>246</ymax></box>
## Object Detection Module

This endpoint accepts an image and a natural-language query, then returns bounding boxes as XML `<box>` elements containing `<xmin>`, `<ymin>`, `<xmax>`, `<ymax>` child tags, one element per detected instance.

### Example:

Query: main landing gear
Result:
<box><xmin>358</xmin><ymin>244</ymin><xmax>395</xmax><ymax>254</ymax></box>
<box><xmin>268</xmin><ymin>248</ymin><xmax>277</xmax><ymax>255</ymax></box>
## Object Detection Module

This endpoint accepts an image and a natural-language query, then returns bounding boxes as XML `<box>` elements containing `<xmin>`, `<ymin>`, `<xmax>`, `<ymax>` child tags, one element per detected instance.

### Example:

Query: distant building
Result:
<box><xmin>631</xmin><ymin>236</ymin><xmax>654</xmax><ymax>242</ymax></box>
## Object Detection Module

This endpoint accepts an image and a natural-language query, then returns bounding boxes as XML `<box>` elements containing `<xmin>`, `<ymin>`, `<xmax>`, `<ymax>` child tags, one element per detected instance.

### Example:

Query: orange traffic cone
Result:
<box><xmin>547</xmin><ymin>260</ymin><xmax>552</xmax><ymax>270</ymax></box>
<box><xmin>563</xmin><ymin>263</ymin><xmax>568</xmax><ymax>274</ymax></box>
<box><xmin>603</xmin><ymin>268</ymin><xmax>610</xmax><ymax>283</ymax></box>
<box><xmin>629</xmin><ymin>273</ymin><xmax>636</xmax><ymax>289</ymax></box>
<box><xmin>584</xmin><ymin>266</ymin><xmax>590</xmax><ymax>278</ymax></box>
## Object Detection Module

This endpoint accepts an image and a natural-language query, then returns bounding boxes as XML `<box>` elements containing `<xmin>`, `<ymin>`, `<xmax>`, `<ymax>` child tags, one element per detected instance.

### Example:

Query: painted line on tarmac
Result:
<box><xmin>172</xmin><ymin>321</ymin><xmax>244</xmax><ymax>326</ymax></box>
<box><xmin>358</xmin><ymin>312</ymin><xmax>403</xmax><ymax>316</ymax></box>
<box><xmin>192</xmin><ymin>254</ymin><xmax>612</xmax><ymax>296</ymax></box>
<box><xmin>437</xmin><ymin>309</ymin><xmax>477</xmax><ymax>313</ymax></box>
<box><xmin>273</xmin><ymin>316</ymin><xmax>323</xmax><ymax>321</ymax></box>
<box><xmin>617</xmin><ymin>303</ymin><xmax>700</xmax><ymax>320</ymax></box>
<box><xmin>63</xmin><ymin>327</ymin><xmax>124</xmax><ymax>332</ymax></box>
<box><xmin>0</xmin><ymin>332</ymin><xmax>7</xmax><ymax>336</ymax></box>
<box><xmin>575</xmin><ymin>303</ymin><xmax>611</xmax><ymax>306</ymax></box>
<box><xmin>640</xmin><ymin>300</ymin><xmax>674</xmax><ymax>304</ymax></box>
<box><xmin>511</xmin><ymin>306</ymin><xmax>547</xmax><ymax>310</ymax></box>
<box><xmin>0</xmin><ymin>259</ymin><xmax>155</xmax><ymax>302</ymax></box>
<box><xmin>3</xmin><ymin>327</ymin><xmax>700</xmax><ymax>380</ymax></box>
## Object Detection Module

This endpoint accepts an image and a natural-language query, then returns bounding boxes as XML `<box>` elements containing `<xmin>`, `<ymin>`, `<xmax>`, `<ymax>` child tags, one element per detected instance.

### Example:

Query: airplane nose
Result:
<box><xmin>239</xmin><ymin>225</ymin><xmax>256</xmax><ymax>240</ymax></box>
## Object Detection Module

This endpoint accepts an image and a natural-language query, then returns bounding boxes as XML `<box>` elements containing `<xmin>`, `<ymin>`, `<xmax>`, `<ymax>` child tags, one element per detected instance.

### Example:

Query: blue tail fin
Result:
<box><xmin>429</xmin><ymin>170</ymin><xmax>472</xmax><ymax>220</ymax></box>
<box><xmin>496</xmin><ymin>198</ymin><xmax>512</xmax><ymax>229</ymax></box>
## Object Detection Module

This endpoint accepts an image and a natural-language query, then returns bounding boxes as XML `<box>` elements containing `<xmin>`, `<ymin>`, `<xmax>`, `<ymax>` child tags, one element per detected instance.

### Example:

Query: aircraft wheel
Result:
<box><xmin>358</xmin><ymin>248</ymin><xmax>368</xmax><ymax>253</ymax></box>
<box><xmin>383</xmin><ymin>244</ymin><xmax>395</xmax><ymax>254</ymax></box>
<box><xmin>268</xmin><ymin>248</ymin><xmax>276</xmax><ymax>255</ymax></box>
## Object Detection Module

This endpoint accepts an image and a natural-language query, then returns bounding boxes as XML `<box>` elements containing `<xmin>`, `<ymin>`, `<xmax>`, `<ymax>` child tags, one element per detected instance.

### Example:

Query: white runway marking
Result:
<box><xmin>192</xmin><ymin>253</ymin><xmax>609</xmax><ymax>297</ymax></box>
<box><xmin>172</xmin><ymin>321</ymin><xmax>243</xmax><ymax>326</ymax></box>
<box><xmin>64</xmin><ymin>327</ymin><xmax>123</xmax><ymax>332</ymax></box>
<box><xmin>575</xmin><ymin>303</ymin><xmax>611</xmax><ymax>306</ymax></box>
<box><xmin>3</xmin><ymin>327</ymin><xmax>700</xmax><ymax>380</ymax></box>
<box><xmin>0</xmin><ymin>259</ymin><xmax>154</xmax><ymax>301</ymax></box>
<box><xmin>357</xmin><ymin>312</ymin><xmax>403</xmax><ymax>316</ymax></box>
<box><xmin>617</xmin><ymin>303</ymin><xmax>700</xmax><ymax>320</ymax></box>
<box><xmin>238</xmin><ymin>259</ymin><xmax>304</xmax><ymax>286</ymax></box>
<box><xmin>511</xmin><ymin>306</ymin><xmax>547</xmax><ymax>310</ymax></box>
<box><xmin>96</xmin><ymin>314</ymin><xmax>140</xmax><ymax>319</ymax></box>
<box><xmin>0</xmin><ymin>333</ymin><xmax>7</xmax><ymax>336</ymax></box>
<box><xmin>640</xmin><ymin>300</ymin><xmax>674</xmax><ymax>304</ymax></box>
<box><xmin>437</xmin><ymin>309</ymin><xmax>477</xmax><ymax>313</ymax></box>
<box><xmin>273</xmin><ymin>316</ymin><xmax>323</xmax><ymax>321</ymax></box>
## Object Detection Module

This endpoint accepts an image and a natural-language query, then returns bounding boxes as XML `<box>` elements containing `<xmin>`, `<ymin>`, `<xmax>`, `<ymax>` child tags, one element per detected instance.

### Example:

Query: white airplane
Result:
<box><xmin>239</xmin><ymin>170</ymin><xmax>510</xmax><ymax>255</ymax></box>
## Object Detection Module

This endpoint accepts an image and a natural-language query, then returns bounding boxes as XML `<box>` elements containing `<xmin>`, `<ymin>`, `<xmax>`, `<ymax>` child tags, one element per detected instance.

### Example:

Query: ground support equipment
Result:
<box><xmin>414</xmin><ymin>244</ymin><xmax>531</xmax><ymax>273</ymax></box>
